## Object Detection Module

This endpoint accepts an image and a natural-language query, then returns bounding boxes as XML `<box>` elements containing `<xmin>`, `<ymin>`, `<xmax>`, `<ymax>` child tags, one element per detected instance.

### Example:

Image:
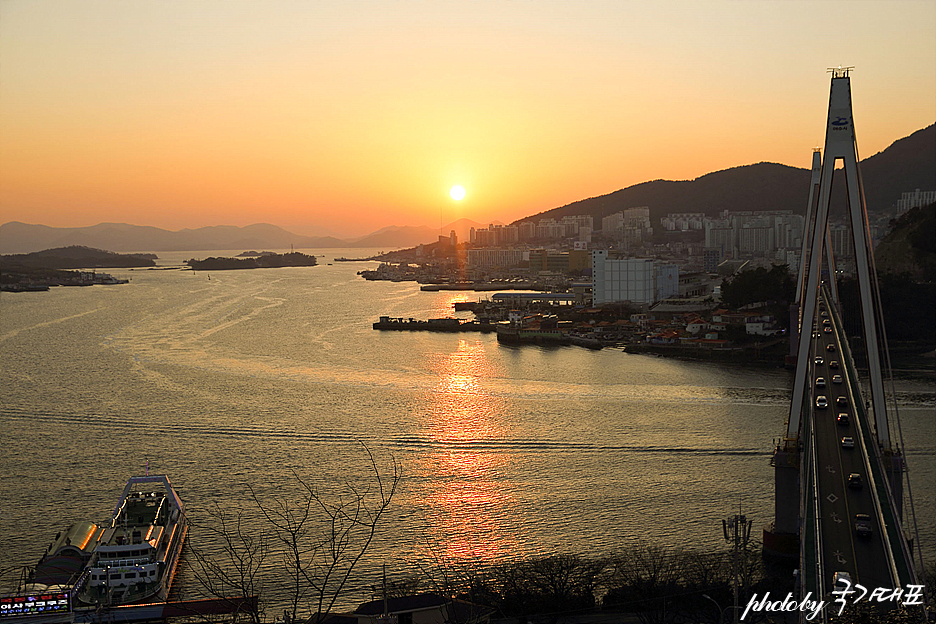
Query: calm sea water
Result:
<box><xmin>1</xmin><ymin>249</ymin><xmax>933</xmax><ymax>608</ymax></box>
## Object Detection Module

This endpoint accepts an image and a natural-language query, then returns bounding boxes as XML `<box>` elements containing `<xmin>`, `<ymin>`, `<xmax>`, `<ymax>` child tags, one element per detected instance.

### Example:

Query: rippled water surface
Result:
<box><xmin>1</xmin><ymin>249</ymin><xmax>933</xmax><ymax>607</ymax></box>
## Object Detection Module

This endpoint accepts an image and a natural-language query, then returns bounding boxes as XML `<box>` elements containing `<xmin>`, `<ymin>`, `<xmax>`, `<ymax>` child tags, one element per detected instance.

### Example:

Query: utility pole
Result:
<box><xmin>377</xmin><ymin>564</ymin><xmax>397</xmax><ymax>624</ymax></box>
<box><xmin>723</xmin><ymin>511</ymin><xmax>753</xmax><ymax>624</ymax></box>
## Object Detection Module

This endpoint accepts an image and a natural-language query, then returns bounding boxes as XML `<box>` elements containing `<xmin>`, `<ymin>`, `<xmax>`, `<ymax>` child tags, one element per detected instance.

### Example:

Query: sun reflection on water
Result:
<box><xmin>414</xmin><ymin>339</ymin><xmax>522</xmax><ymax>562</ymax></box>
<box><xmin>429</xmin><ymin>292</ymin><xmax>475</xmax><ymax>318</ymax></box>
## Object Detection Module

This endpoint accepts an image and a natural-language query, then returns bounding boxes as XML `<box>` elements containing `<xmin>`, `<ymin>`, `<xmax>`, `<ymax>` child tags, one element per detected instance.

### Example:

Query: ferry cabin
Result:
<box><xmin>84</xmin><ymin>490</ymin><xmax>172</xmax><ymax>596</ymax></box>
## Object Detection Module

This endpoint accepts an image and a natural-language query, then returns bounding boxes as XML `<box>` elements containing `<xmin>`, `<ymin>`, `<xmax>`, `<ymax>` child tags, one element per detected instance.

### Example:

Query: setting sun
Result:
<box><xmin>450</xmin><ymin>185</ymin><xmax>466</xmax><ymax>201</ymax></box>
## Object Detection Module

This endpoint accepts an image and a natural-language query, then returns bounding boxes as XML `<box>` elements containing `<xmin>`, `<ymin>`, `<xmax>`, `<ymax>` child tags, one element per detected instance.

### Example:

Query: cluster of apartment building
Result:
<box><xmin>469</xmin><ymin>207</ymin><xmax>654</xmax><ymax>247</ymax></box>
<box><xmin>471</xmin><ymin>208</ymin><xmax>807</xmax><ymax>261</ymax></box>
<box><xmin>443</xmin><ymin>189</ymin><xmax>933</xmax><ymax>310</ymax></box>
<box><xmin>469</xmin><ymin>208</ymin><xmax>809</xmax><ymax>276</ymax></box>
<box><xmin>660</xmin><ymin>209</ymin><xmax>807</xmax><ymax>265</ymax></box>
<box><xmin>895</xmin><ymin>189</ymin><xmax>936</xmax><ymax>215</ymax></box>
<box><xmin>470</xmin><ymin>215</ymin><xmax>594</xmax><ymax>246</ymax></box>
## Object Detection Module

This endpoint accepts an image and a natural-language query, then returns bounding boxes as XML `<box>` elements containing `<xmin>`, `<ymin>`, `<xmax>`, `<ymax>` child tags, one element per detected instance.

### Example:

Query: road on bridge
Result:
<box><xmin>810</xmin><ymin>302</ymin><xmax>895</xmax><ymax>595</ymax></box>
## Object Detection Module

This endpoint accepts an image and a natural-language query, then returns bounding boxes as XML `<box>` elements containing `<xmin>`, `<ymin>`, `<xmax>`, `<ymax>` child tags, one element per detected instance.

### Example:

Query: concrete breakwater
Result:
<box><xmin>419</xmin><ymin>282</ymin><xmax>535</xmax><ymax>291</ymax></box>
<box><xmin>373</xmin><ymin>316</ymin><xmax>497</xmax><ymax>332</ymax></box>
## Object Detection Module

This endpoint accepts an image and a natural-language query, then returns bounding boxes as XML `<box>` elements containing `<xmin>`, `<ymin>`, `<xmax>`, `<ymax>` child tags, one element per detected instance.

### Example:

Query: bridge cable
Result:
<box><xmin>862</xmin><ymin>186</ymin><xmax>927</xmax><ymax>599</ymax></box>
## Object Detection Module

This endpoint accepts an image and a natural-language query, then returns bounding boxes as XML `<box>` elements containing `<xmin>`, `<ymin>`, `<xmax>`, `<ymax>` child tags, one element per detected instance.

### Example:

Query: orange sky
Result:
<box><xmin>1</xmin><ymin>1</ymin><xmax>934</xmax><ymax>238</ymax></box>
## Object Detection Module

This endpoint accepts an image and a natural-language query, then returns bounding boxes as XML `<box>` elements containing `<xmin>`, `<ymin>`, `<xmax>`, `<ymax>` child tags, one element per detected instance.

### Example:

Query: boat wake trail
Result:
<box><xmin>1</xmin><ymin>406</ymin><xmax>767</xmax><ymax>456</ymax></box>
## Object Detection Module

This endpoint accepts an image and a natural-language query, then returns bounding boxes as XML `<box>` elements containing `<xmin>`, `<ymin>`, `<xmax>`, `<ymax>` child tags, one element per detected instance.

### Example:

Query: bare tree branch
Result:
<box><xmin>186</xmin><ymin>503</ymin><xmax>267</xmax><ymax>624</ymax></box>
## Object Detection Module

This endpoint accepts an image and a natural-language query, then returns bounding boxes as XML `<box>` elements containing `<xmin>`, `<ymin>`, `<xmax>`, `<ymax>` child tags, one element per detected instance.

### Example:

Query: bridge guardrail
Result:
<box><xmin>804</xmin><ymin>399</ymin><xmax>825</xmax><ymax>613</ymax></box>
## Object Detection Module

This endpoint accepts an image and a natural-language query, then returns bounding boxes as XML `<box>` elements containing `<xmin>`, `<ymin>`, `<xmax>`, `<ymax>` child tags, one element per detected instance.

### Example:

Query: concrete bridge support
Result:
<box><xmin>764</xmin><ymin>444</ymin><xmax>799</xmax><ymax>557</ymax></box>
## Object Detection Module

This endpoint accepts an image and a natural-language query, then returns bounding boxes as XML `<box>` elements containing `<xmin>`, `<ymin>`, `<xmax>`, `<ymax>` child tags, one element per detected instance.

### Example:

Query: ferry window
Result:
<box><xmin>109</xmin><ymin>574</ymin><xmax>120</xmax><ymax>580</ymax></box>
<box><xmin>131</xmin><ymin>550</ymin><xmax>140</xmax><ymax>557</ymax></box>
<box><xmin>149</xmin><ymin>571</ymin><xmax>156</xmax><ymax>576</ymax></box>
<box><xmin>125</xmin><ymin>573</ymin><xmax>136</xmax><ymax>579</ymax></box>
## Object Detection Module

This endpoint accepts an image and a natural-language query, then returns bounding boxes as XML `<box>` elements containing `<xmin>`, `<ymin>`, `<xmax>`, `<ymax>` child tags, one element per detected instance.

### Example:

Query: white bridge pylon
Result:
<box><xmin>786</xmin><ymin>69</ymin><xmax>890</xmax><ymax>450</ymax></box>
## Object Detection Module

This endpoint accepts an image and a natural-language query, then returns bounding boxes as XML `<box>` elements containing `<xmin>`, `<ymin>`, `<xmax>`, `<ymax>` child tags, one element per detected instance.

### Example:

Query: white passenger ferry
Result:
<box><xmin>75</xmin><ymin>475</ymin><xmax>186</xmax><ymax>607</ymax></box>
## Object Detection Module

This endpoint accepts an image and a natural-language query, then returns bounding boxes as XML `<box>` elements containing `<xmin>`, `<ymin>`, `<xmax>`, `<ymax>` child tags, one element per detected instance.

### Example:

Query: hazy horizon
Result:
<box><xmin>0</xmin><ymin>215</ymin><xmax>503</xmax><ymax>243</ymax></box>
<box><xmin>2</xmin><ymin>1</ymin><xmax>934</xmax><ymax>238</ymax></box>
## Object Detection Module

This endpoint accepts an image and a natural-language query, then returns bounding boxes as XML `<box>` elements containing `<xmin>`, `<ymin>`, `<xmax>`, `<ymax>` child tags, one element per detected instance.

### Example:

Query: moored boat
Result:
<box><xmin>73</xmin><ymin>475</ymin><xmax>186</xmax><ymax>607</ymax></box>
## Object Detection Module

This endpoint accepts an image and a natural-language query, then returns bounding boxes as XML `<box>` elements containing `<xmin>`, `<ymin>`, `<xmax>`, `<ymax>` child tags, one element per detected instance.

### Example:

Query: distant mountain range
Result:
<box><xmin>0</xmin><ymin>222</ymin><xmax>445</xmax><ymax>255</ymax></box>
<box><xmin>0</xmin><ymin>218</ymin><xmax>497</xmax><ymax>255</ymax></box>
<box><xmin>1</xmin><ymin>125</ymin><xmax>932</xmax><ymax>255</ymax></box>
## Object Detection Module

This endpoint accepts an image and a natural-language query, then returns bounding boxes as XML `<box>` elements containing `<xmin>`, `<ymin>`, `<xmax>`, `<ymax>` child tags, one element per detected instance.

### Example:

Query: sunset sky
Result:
<box><xmin>1</xmin><ymin>1</ymin><xmax>934</xmax><ymax>238</ymax></box>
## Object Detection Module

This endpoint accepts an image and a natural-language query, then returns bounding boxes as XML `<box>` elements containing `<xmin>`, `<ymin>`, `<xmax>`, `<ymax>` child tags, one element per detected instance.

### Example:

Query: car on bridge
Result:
<box><xmin>855</xmin><ymin>513</ymin><xmax>873</xmax><ymax>537</ymax></box>
<box><xmin>837</xmin><ymin>396</ymin><xmax>849</xmax><ymax>407</ymax></box>
<box><xmin>848</xmin><ymin>473</ymin><xmax>863</xmax><ymax>489</ymax></box>
<box><xmin>832</xmin><ymin>375</ymin><xmax>843</xmax><ymax>384</ymax></box>
<box><xmin>814</xmin><ymin>356</ymin><xmax>824</xmax><ymax>365</ymax></box>
<box><xmin>816</xmin><ymin>377</ymin><xmax>826</xmax><ymax>387</ymax></box>
<box><xmin>824</xmin><ymin>327</ymin><xmax>833</xmax><ymax>333</ymax></box>
<box><xmin>827</xmin><ymin>344</ymin><xmax>837</xmax><ymax>352</ymax></box>
<box><xmin>833</xmin><ymin>571</ymin><xmax>852</xmax><ymax>592</ymax></box>
<box><xmin>816</xmin><ymin>396</ymin><xmax>828</xmax><ymax>409</ymax></box>
<box><xmin>829</xmin><ymin>360</ymin><xmax>839</xmax><ymax>368</ymax></box>
<box><xmin>841</xmin><ymin>436</ymin><xmax>855</xmax><ymax>448</ymax></box>
<box><xmin>837</xmin><ymin>413</ymin><xmax>850</xmax><ymax>425</ymax></box>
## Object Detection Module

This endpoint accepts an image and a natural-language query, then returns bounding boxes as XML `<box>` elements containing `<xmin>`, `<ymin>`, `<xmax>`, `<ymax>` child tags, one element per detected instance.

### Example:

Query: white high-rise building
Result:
<box><xmin>895</xmin><ymin>189</ymin><xmax>936</xmax><ymax>215</ymax></box>
<box><xmin>591</xmin><ymin>251</ymin><xmax>678</xmax><ymax>305</ymax></box>
<box><xmin>704</xmin><ymin>219</ymin><xmax>734</xmax><ymax>251</ymax></box>
<box><xmin>829</xmin><ymin>223</ymin><xmax>855</xmax><ymax>258</ymax></box>
<box><xmin>738</xmin><ymin>220</ymin><xmax>774</xmax><ymax>255</ymax></box>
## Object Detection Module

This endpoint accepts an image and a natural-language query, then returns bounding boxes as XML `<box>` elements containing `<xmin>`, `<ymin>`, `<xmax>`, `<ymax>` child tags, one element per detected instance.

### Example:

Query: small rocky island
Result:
<box><xmin>186</xmin><ymin>251</ymin><xmax>318</xmax><ymax>271</ymax></box>
<box><xmin>0</xmin><ymin>246</ymin><xmax>149</xmax><ymax>291</ymax></box>
<box><xmin>0</xmin><ymin>245</ymin><xmax>156</xmax><ymax>269</ymax></box>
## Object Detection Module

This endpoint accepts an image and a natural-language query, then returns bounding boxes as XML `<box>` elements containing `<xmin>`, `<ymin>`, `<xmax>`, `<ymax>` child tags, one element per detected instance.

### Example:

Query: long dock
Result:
<box><xmin>72</xmin><ymin>596</ymin><xmax>259</xmax><ymax>623</ymax></box>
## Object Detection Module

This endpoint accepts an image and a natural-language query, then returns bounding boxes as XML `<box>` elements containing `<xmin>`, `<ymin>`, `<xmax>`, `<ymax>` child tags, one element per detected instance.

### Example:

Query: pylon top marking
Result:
<box><xmin>827</xmin><ymin>66</ymin><xmax>854</xmax><ymax>78</ymax></box>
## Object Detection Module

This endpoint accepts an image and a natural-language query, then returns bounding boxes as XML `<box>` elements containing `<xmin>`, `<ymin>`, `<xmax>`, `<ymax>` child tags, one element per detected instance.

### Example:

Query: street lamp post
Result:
<box><xmin>702</xmin><ymin>594</ymin><xmax>725</xmax><ymax>624</ymax></box>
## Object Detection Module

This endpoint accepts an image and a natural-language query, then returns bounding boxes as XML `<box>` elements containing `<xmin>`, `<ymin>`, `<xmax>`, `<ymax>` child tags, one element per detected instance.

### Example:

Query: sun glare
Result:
<box><xmin>450</xmin><ymin>185</ymin><xmax>466</xmax><ymax>201</ymax></box>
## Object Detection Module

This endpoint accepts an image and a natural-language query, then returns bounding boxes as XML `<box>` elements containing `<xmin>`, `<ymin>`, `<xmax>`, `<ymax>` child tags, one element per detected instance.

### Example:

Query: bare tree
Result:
<box><xmin>186</xmin><ymin>503</ymin><xmax>268</xmax><ymax>624</ymax></box>
<box><xmin>250</xmin><ymin>443</ymin><xmax>401</xmax><ymax>622</ymax></box>
<box><xmin>605</xmin><ymin>545</ymin><xmax>688</xmax><ymax>624</ymax></box>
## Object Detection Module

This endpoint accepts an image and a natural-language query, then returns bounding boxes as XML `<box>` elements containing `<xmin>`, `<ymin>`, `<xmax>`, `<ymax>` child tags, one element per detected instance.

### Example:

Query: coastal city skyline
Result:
<box><xmin>1</xmin><ymin>0</ymin><xmax>934</xmax><ymax>238</ymax></box>
<box><xmin>1</xmin><ymin>22</ymin><xmax>934</xmax><ymax>617</ymax></box>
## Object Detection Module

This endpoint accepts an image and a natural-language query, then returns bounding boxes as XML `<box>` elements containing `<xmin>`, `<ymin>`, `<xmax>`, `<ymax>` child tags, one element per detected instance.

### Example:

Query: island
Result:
<box><xmin>0</xmin><ymin>245</ymin><xmax>156</xmax><ymax>270</ymax></box>
<box><xmin>186</xmin><ymin>251</ymin><xmax>318</xmax><ymax>271</ymax></box>
<box><xmin>0</xmin><ymin>246</ymin><xmax>151</xmax><ymax>291</ymax></box>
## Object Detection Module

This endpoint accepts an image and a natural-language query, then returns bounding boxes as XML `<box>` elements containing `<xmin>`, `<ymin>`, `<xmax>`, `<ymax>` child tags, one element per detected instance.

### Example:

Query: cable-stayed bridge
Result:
<box><xmin>761</xmin><ymin>69</ymin><xmax>924</xmax><ymax>622</ymax></box>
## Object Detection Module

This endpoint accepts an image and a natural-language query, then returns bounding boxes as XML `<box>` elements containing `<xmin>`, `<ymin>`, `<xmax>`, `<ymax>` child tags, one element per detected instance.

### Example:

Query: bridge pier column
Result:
<box><xmin>785</xmin><ymin>303</ymin><xmax>799</xmax><ymax>368</ymax></box>
<box><xmin>884</xmin><ymin>451</ymin><xmax>904</xmax><ymax>519</ymax></box>
<box><xmin>764</xmin><ymin>445</ymin><xmax>799</xmax><ymax>557</ymax></box>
